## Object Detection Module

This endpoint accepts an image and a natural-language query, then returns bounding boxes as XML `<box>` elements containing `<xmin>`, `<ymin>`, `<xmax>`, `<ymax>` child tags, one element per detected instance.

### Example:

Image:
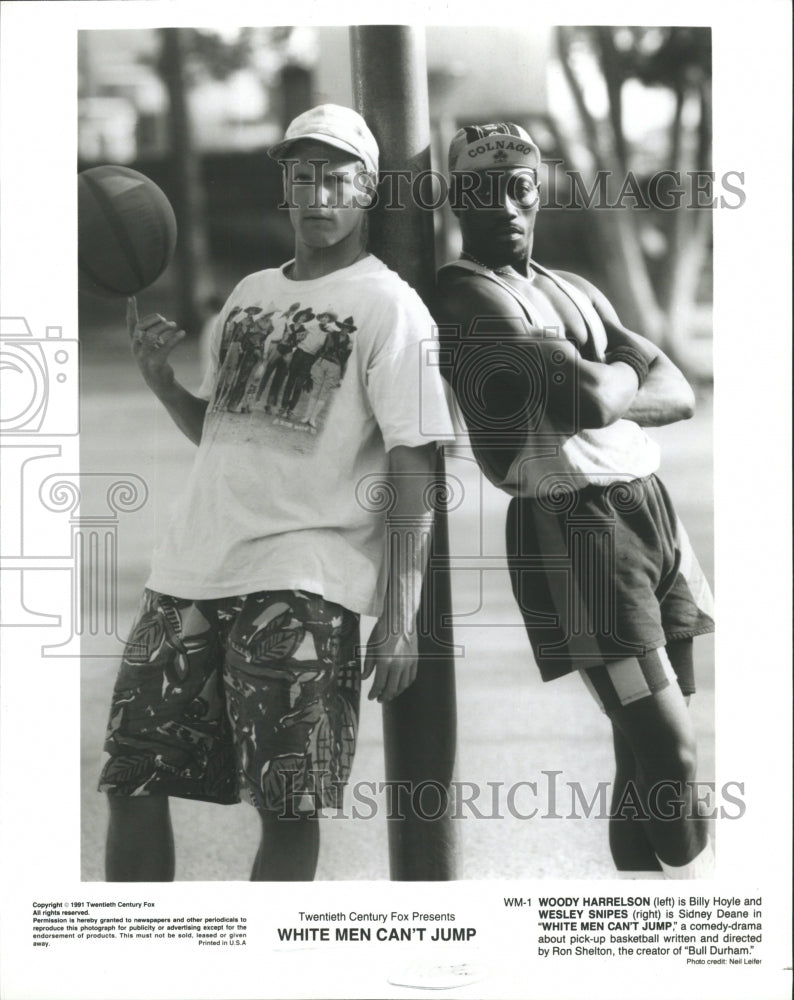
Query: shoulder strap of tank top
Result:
<box><xmin>438</xmin><ymin>258</ymin><xmax>607</xmax><ymax>361</ymax></box>
<box><xmin>527</xmin><ymin>261</ymin><xmax>606</xmax><ymax>361</ymax></box>
<box><xmin>437</xmin><ymin>258</ymin><xmax>542</xmax><ymax>326</ymax></box>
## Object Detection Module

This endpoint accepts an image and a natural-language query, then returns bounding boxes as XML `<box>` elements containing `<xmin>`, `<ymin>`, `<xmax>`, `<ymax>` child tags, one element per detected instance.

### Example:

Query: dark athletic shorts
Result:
<box><xmin>505</xmin><ymin>474</ymin><xmax>714</xmax><ymax>685</ymax></box>
<box><xmin>98</xmin><ymin>589</ymin><xmax>361</xmax><ymax>814</ymax></box>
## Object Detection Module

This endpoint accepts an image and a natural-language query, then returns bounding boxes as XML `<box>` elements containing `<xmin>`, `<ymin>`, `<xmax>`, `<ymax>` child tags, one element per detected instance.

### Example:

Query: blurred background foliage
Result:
<box><xmin>78</xmin><ymin>25</ymin><xmax>713</xmax><ymax>379</ymax></box>
<box><xmin>556</xmin><ymin>26</ymin><xmax>712</xmax><ymax>376</ymax></box>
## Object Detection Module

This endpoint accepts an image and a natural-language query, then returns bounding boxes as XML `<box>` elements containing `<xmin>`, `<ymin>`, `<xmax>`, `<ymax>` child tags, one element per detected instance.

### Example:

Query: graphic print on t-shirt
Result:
<box><xmin>209</xmin><ymin>301</ymin><xmax>356</xmax><ymax>453</ymax></box>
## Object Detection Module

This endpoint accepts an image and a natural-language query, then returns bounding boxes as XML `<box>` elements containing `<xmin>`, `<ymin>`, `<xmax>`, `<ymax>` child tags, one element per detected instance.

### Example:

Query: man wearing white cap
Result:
<box><xmin>436</xmin><ymin>122</ymin><xmax>715</xmax><ymax>878</ymax></box>
<box><xmin>99</xmin><ymin>105</ymin><xmax>455</xmax><ymax>881</ymax></box>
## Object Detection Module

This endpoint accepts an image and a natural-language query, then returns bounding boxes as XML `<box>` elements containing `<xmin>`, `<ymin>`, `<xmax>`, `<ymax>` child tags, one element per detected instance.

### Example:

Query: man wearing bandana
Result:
<box><xmin>436</xmin><ymin>123</ymin><xmax>715</xmax><ymax>879</ymax></box>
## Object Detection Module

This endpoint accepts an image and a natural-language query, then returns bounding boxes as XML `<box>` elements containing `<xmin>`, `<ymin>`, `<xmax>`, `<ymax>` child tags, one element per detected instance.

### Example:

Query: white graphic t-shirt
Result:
<box><xmin>147</xmin><ymin>255</ymin><xmax>455</xmax><ymax>616</ymax></box>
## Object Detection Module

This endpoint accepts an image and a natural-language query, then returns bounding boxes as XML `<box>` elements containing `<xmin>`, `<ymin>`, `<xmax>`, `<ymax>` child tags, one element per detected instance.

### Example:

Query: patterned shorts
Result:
<box><xmin>98</xmin><ymin>589</ymin><xmax>361</xmax><ymax>814</ymax></box>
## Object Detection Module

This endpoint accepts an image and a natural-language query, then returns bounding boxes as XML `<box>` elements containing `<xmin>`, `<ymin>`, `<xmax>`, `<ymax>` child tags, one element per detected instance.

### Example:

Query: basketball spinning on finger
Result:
<box><xmin>78</xmin><ymin>165</ymin><xmax>178</xmax><ymax>299</ymax></box>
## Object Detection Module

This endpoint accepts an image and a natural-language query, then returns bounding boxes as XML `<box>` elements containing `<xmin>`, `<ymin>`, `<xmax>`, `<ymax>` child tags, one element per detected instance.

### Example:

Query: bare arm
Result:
<box><xmin>363</xmin><ymin>442</ymin><xmax>437</xmax><ymax>703</ymax></box>
<box><xmin>434</xmin><ymin>276</ymin><xmax>640</xmax><ymax>431</ymax></box>
<box><xmin>127</xmin><ymin>296</ymin><xmax>209</xmax><ymax>445</ymax></box>
<box><xmin>559</xmin><ymin>272</ymin><xmax>696</xmax><ymax>427</ymax></box>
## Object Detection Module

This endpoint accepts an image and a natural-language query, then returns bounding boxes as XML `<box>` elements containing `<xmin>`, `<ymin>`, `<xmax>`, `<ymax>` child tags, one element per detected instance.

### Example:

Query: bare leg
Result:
<box><xmin>608</xmin><ymin>682</ymin><xmax>706</xmax><ymax>867</ymax></box>
<box><xmin>250</xmin><ymin>813</ymin><xmax>319</xmax><ymax>882</ymax></box>
<box><xmin>608</xmin><ymin>722</ymin><xmax>661</xmax><ymax>871</ymax></box>
<box><xmin>105</xmin><ymin>795</ymin><xmax>175</xmax><ymax>882</ymax></box>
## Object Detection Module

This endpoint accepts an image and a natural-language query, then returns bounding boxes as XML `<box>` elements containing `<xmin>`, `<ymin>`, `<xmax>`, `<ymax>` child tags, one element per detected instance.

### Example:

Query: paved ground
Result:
<box><xmin>80</xmin><ymin>335</ymin><xmax>714</xmax><ymax>881</ymax></box>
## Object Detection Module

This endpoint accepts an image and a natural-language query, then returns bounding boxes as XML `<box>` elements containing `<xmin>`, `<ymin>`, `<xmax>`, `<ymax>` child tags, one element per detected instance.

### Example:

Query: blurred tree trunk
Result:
<box><xmin>556</xmin><ymin>27</ymin><xmax>712</xmax><ymax>379</ymax></box>
<box><xmin>160</xmin><ymin>28</ymin><xmax>214</xmax><ymax>334</ymax></box>
<box><xmin>278</xmin><ymin>63</ymin><xmax>313</xmax><ymax>130</ymax></box>
<box><xmin>663</xmin><ymin>79</ymin><xmax>712</xmax><ymax>372</ymax></box>
<box><xmin>556</xmin><ymin>28</ymin><xmax>665</xmax><ymax>342</ymax></box>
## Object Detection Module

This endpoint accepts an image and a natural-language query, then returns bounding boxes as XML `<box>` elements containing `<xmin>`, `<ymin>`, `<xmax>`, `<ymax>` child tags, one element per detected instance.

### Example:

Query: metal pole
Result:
<box><xmin>350</xmin><ymin>25</ymin><xmax>459</xmax><ymax>880</ymax></box>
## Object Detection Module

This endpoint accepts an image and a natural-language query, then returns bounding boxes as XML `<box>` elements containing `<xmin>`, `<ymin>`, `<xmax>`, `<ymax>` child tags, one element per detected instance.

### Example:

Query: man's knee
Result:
<box><xmin>107</xmin><ymin>793</ymin><xmax>170</xmax><ymax>824</ymax></box>
<box><xmin>259</xmin><ymin>809</ymin><xmax>317</xmax><ymax>832</ymax></box>
<box><xmin>630</xmin><ymin>710</ymin><xmax>698</xmax><ymax>785</ymax></box>
<box><xmin>666</xmin><ymin>733</ymin><xmax>698</xmax><ymax>783</ymax></box>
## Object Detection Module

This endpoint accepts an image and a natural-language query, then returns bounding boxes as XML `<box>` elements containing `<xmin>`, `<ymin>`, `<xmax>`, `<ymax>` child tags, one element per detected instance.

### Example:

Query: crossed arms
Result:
<box><xmin>434</xmin><ymin>270</ymin><xmax>695</xmax><ymax>431</ymax></box>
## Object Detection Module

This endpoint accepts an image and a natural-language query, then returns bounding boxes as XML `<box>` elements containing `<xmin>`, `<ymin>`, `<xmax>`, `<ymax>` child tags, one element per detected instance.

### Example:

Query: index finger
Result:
<box><xmin>126</xmin><ymin>296</ymin><xmax>139</xmax><ymax>338</ymax></box>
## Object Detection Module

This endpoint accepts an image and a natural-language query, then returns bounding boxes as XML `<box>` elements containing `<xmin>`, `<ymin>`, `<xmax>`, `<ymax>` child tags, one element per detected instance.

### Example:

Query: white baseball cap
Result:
<box><xmin>268</xmin><ymin>104</ymin><xmax>379</xmax><ymax>175</ymax></box>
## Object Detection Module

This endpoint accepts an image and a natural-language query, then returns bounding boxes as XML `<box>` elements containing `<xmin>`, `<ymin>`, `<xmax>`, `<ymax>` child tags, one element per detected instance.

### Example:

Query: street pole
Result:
<box><xmin>350</xmin><ymin>25</ymin><xmax>459</xmax><ymax>880</ymax></box>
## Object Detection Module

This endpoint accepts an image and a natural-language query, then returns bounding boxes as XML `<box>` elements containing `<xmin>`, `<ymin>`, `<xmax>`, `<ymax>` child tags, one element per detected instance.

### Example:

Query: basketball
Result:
<box><xmin>78</xmin><ymin>165</ymin><xmax>177</xmax><ymax>298</ymax></box>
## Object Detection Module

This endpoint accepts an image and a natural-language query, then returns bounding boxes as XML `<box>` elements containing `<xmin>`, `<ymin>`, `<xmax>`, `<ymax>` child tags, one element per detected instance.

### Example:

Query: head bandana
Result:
<box><xmin>448</xmin><ymin>122</ymin><xmax>540</xmax><ymax>174</ymax></box>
